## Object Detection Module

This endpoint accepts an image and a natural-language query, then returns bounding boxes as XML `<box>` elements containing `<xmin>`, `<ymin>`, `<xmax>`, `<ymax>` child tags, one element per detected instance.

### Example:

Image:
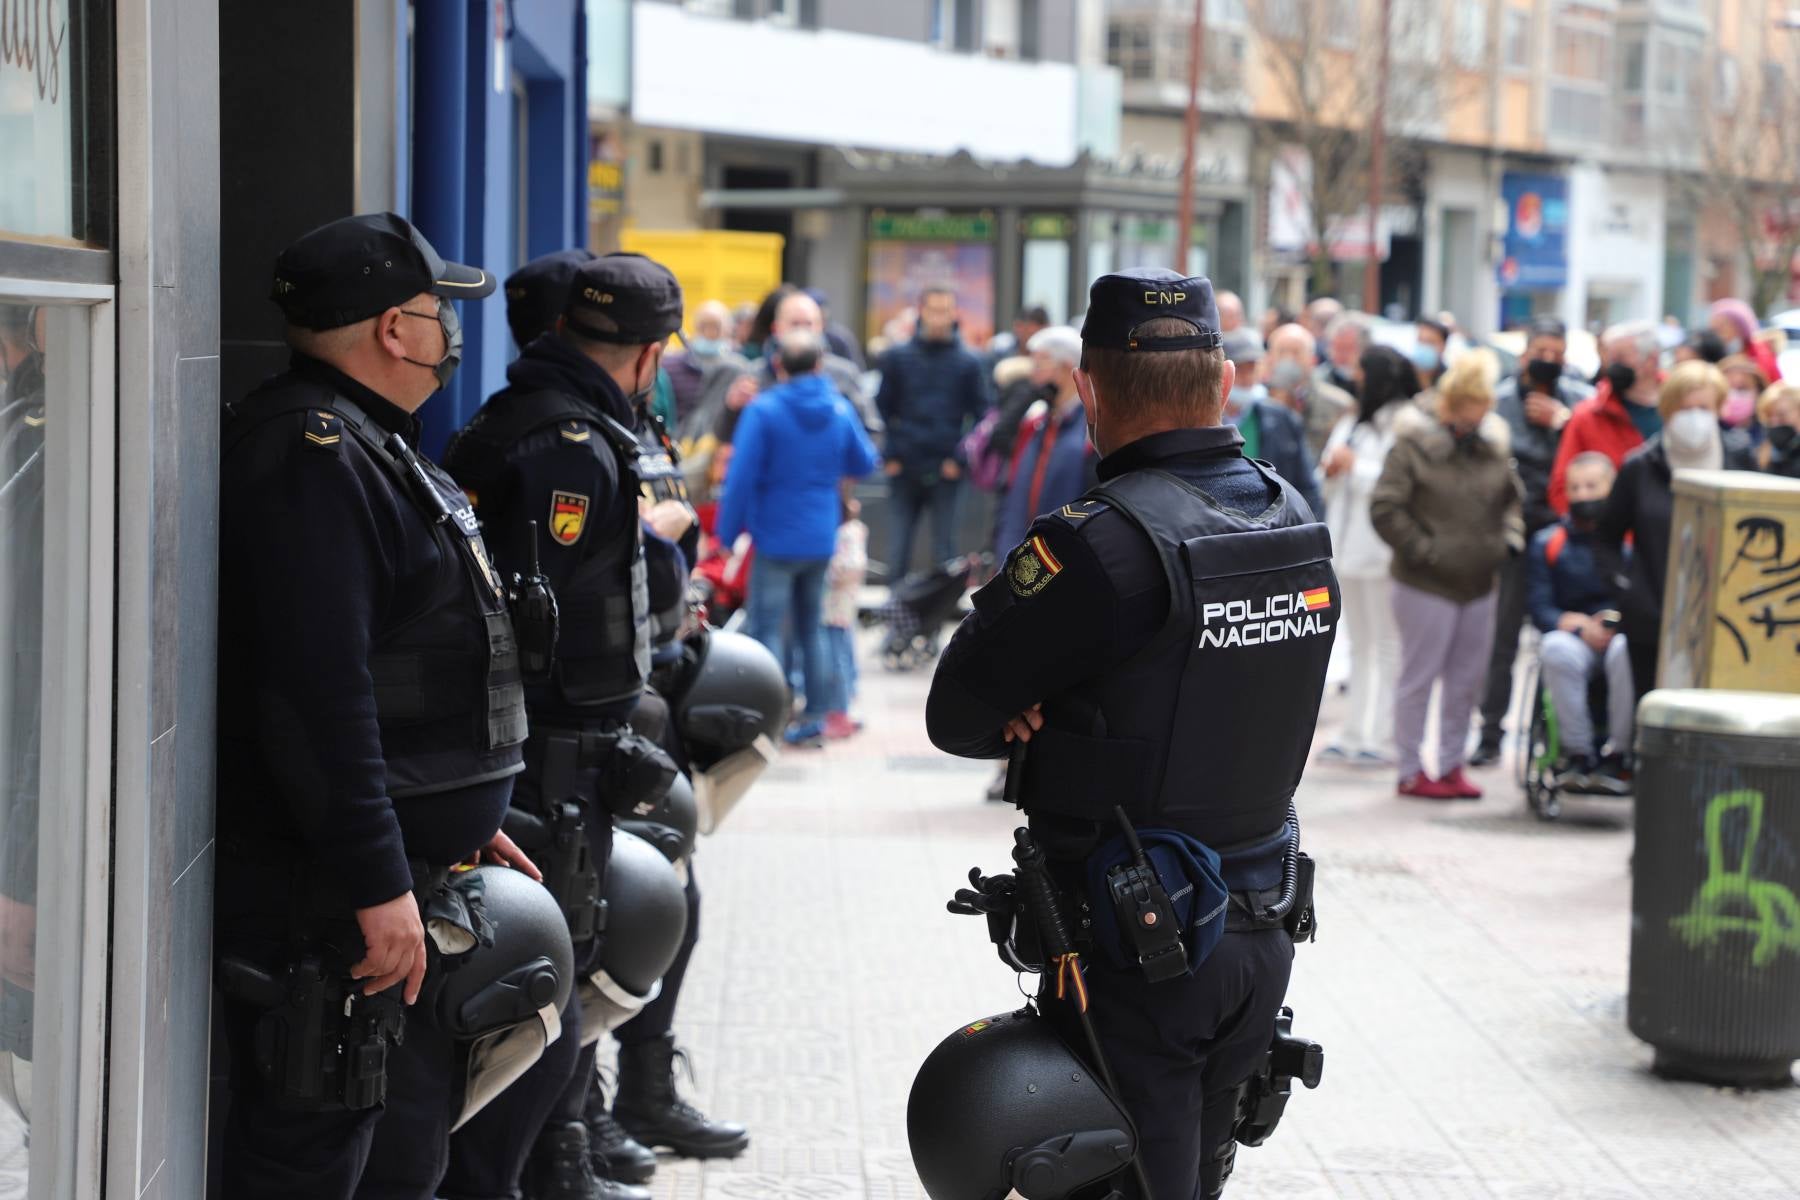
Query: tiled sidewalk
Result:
<box><xmin>617</xmin><ymin>639</ymin><xmax>1800</xmax><ymax>1199</ymax></box>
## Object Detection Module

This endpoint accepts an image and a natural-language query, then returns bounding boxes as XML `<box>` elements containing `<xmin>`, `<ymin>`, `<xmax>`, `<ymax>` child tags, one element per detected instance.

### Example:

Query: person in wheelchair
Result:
<box><xmin>1528</xmin><ymin>451</ymin><xmax>1634</xmax><ymax>796</ymax></box>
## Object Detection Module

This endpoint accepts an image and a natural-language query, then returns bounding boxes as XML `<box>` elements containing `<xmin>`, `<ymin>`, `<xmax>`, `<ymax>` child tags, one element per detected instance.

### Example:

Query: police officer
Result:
<box><xmin>216</xmin><ymin>212</ymin><xmax>546</xmax><ymax>1200</ymax></box>
<box><xmin>925</xmin><ymin>270</ymin><xmax>1337</xmax><ymax>1199</ymax></box>
<box><xmin>443</xmin><ymin>252</ymin><xmax>742</xmax><ymax>1199</ymax></box>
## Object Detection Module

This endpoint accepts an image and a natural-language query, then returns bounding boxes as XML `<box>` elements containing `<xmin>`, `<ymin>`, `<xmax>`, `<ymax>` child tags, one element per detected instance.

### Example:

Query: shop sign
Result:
<box><xmin>1497</xmin><ymin>172</ymin><xmax>1568</xmax><ymax>291</ymax></box>
<box><xmin>868</xmin><ymin>211</ymin><xmax>995</xmax><ymax>242</ymax></box>
<box><xmin>1022</xmin><ymin>213</ymin><xmax>1073</xmax><ymax>241</ymax></box>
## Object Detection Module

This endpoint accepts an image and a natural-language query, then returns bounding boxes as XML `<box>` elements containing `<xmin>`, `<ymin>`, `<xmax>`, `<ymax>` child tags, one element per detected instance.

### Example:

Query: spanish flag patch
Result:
<box><xmin>549</xmin><ymin>490</ymin><xmax>589</xmax><ymax>546</ymax></box>
<box><xmin>1007</xmin><ymin>534</ymin><xmax>1064</xmax><ymax>598</ymax></box>
<box><xmin>1302</xmin><ymin>587</ymin><xmax>1332</xmax><ymax>611</ymax></box>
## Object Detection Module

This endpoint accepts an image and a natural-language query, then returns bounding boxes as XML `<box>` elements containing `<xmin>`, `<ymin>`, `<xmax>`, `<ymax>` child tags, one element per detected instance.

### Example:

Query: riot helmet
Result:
<box><xmin>415</xmin><ymin>866</ymin><xmax>575</xmax><ymax>1130</ymax></box>
<box><xmin>617</xmin><ymin>769</ymin><xmax>698</xmax><ymax>865</ymax></box>
<box><xmin>579</xmin><ymin>829</ymin><xmax>689</xmax><ymax>1042</ymax></box>
<box><xmin>908</xmin><ymin>1008</ymin><xmax>1136</xmax><ymax>1200</ymax></box>
<box><xmin>665</xmin><ymin>629</ymin><xmax>787</xmax><ymax>832</ymax></box>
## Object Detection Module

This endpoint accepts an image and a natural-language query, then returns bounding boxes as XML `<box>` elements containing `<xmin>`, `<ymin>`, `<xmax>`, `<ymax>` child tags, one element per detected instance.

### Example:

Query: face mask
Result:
<box><xmin>402</xmin><ymin>297</ymin><xmax>462</xmax><ymax>390</ymax></box>
<box><xmin>1267</xmin><ymin>360</ymin><xmax>1307</xmax><ymax>391</ymax></box>
<box><xmin>1569</xmin><ymin>498</ymin><xmax>1607</xmax><ymax>526</ymax></box>
<box><xmin>1409</xmin><ymin>344</ymin><xmax>1441</xmax><ymax>372</ymax></box>
<box><xmin>1769</xmin><ymin>424</ymin><xmax>1798</xmax><ymax>454</ymax></box>
<box><xmin>1526</xmin><ymin>359</ymin><xmax>1562</xmax><ymax>389</ymax></box>
<box><xmin>1665</xmin><ymin>407</ymin><xmax>1723</xmax><ymax>468</ymax></box>
<box><xmin>1603</xmin><ymin>362</ymin><xmax>1637</xmax><ymax>399</ymax></box>
<box><xmin>687</xmin><ymin>337</ymin><xmax>724</xmax><ymax>359</ymax></box>
<box><xmin>1722</xmin><ymin>388</ymin><xmax>1757</xmax><ymax>428</ymax></box>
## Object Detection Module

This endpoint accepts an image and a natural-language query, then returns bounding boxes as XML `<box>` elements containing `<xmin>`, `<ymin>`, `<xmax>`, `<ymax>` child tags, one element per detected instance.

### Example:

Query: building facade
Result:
<box><xmin>1</xmin><ymin>2</ymin><xmax>591</xmax><ymax>1195</ymax></box>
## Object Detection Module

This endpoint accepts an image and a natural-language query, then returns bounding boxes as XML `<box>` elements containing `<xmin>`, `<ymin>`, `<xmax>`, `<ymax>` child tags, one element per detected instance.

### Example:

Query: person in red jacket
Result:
<box><xmin>1547</xmin><ymin>321</ymin><xmax>1664</xmax><ymax>514</ymax></box>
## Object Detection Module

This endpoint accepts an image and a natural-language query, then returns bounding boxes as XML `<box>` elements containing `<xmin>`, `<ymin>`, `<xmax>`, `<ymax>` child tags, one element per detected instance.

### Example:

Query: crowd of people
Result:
<box><xmin>653</xmin><ymin>276</ymin><xmax>1800</xmax><ymax>794</ymax></box>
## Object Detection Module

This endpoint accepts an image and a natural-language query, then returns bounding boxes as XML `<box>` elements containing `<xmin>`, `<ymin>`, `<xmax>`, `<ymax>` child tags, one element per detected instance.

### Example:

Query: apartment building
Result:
<box><xmin>1104</xmin><ymin>0</ymin><xmax>1796</xmax><ymax>336</ymax></box>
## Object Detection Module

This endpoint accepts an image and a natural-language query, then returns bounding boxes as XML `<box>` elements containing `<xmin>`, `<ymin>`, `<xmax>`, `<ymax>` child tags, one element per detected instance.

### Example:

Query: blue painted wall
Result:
<box><xmin>411</xmin><ymin>0</ymin><xmax>590</xmax><ymax>458</ymax></box>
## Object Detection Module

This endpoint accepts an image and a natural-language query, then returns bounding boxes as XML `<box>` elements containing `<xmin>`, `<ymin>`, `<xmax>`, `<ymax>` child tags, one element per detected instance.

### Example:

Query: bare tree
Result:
<box><xmin>1246</xmin><ymin>0</ymin><xmax>1481</xmax><ymax>300</ymax></box>
<box><xmin>1685</xmin><ymin>36</ymin><xmax>1800</xmax><ymax>315</ymax></box>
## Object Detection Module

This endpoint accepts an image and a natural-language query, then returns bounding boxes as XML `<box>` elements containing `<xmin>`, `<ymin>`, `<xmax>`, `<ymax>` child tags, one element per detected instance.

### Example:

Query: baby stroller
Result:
<box><xmin>869</xmin><ymin>554</ymin><xmax>984</xmax><ymax>671</ymax></box>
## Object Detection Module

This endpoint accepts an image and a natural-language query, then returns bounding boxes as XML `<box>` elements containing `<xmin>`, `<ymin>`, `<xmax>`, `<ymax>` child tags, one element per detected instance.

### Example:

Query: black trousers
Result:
<box><xmin>440</xmin><ymin>988</ymin><xmax>588</xmax><ymax>1199</ymax></box>
<box><xmin>1043</xmin><ymin>929</ymin><xmax>1295</xmax><ymax>1200</ymax></box>
<box><xmin>1478</xmin><ymin>551</ymin><xmax>1530</xmax><ymax>747</ymax></box>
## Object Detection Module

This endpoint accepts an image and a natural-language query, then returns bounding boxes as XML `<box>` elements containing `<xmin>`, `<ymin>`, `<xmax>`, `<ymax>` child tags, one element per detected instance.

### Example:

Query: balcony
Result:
<box><xmin>628</xmin><ymin>0</ymin><xmax>1095</xmax><ymax>165</ymax></box>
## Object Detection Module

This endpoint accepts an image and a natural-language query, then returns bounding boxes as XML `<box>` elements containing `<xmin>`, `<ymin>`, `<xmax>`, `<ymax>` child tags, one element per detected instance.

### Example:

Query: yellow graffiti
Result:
<box><xmin>1670</xmin><ymin>790</ymin><xmax>1800</xmax><ymax>968</ymax></box>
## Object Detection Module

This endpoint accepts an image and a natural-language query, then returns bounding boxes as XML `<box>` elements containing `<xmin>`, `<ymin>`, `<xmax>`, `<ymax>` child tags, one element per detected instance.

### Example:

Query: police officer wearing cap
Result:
<box><xmin>925</xmin><ymin>269</ymin><xmax>1338</xmax><ymax>1199</ymax></box>
<box><xmin>443</xmin><ymin>252</ymin><xmax>745</xmax><ymax>1199</ymax></box>
<box><xmin>216</xmin><ymin>212</ymin><xmax>549</xmax><ymax>1199</ymax></box>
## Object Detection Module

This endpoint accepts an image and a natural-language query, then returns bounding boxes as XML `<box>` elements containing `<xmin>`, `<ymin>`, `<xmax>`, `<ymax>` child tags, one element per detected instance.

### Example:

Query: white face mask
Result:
<box><xmin>1665</xmin><ymin>408</ymin><xmax>1723</xmax><ymax>471</ymax></box>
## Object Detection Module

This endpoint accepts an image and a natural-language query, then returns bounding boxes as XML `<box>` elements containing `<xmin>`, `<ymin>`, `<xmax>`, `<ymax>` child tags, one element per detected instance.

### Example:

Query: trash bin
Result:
<box><xmin>1630</xmin><ymin>689</ymin><xmax>1800</xmax><ymax>1087</ymax></box>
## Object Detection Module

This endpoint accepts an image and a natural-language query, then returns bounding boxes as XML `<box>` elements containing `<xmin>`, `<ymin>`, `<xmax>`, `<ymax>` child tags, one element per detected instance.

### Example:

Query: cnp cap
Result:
<box><xmin>1079</xmin><ymin>267</ymin><xmax>1221</xmax><ymax>352</ymax></box>
<box><xmin>271</xmin><ymin>212</ymin><xmax>495</xmax><ymax>331</ymax></box>
<box><xmin>505</xmin><ymin>248</ymin><xmax>596</xmax><ymax>347</ymax></box>
<box><xmin>564</xmin><ymin>253</ymin><xmax>684</xmax><ymax>344</ymax></box>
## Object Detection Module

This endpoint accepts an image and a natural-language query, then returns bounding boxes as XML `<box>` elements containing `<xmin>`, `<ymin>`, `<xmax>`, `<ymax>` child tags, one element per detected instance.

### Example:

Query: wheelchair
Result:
<box><xmin>1512</xmin><ymin>651</ymin><xmax>1632</xmax><ymax>822</ymax></box>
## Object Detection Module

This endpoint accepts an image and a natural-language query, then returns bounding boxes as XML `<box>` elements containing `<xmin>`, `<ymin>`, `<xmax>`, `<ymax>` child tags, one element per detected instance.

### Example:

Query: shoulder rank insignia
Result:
<box><xmin>302</xmin><ymin>409</ymin><xmax>342</xmax><ymax>452</ymax></box>
<box><xmin>1053</xmin><ymin>499</ymin><xmax>1104</xmax><ymax>523</ymax></box>
<box><xmin>560</xmin><ymin>420</ymin><xmax>591</xmax><ymax>444</ymax></box>
<box><xmin>1006</xmin><ymin>534</ymin><xmax>1064</xmax><ymax>598</ymax></box>
<box><xmin>549</xmin><ymin>490</ymin><xmax>589</xmax><ymax>545</ymax></box>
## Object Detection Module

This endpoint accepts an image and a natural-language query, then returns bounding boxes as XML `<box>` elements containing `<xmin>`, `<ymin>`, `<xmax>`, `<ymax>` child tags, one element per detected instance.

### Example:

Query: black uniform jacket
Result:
<box><xmin>218</xmin><ymin>355</ymin><xmax>512</xmax><ymax>909</ymax></box>
<box><xmin>926</xmin><ymin>426</ymin><xmax>1275</xmax><ymax>761</ymax></box>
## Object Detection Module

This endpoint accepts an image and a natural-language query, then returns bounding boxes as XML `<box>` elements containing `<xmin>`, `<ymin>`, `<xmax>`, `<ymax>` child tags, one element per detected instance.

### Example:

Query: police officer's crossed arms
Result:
<box><xmin>924</xmin><ymin>271</ymin><xmax>1338</xmax><ymax>1200</ymax></box>
<box><xmin>216</xmin><ymin>214</ymin><xmax>565</xmax><ymax>1200</ymax></box>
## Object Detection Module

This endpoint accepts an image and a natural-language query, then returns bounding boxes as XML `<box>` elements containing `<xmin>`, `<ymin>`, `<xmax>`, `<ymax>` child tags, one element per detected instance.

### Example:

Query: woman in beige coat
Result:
<box><xmin>1370</xmin><ymin>351</ymin><xmax>1524</xmax><ymax>801</ymax></box>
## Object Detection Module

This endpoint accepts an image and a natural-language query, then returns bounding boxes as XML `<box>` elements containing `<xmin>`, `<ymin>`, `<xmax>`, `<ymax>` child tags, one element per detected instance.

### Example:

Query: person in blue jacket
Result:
<box><xmin>1529</xmin><ymin>451</ymin><xmax>1633</xmax><ymax>794</ymax></box>
<box><xmin>1220</xmin><ymin>329</ymin><xmax>1324</xmax><ymax>518</ymax></box>
<box><xmin>718</xmin><ymin>328</ymin><xmax>880</xmax><ymax>744</ymax></box>
<box><xmin>875</xmin><ymin>284</ymin><xmax>992</xmax><ymax>576</ymax></box>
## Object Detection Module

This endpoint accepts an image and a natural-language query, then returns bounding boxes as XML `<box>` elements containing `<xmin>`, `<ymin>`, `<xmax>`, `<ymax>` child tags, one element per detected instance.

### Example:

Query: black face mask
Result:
<box><xmin>1525</xmin><ymin>359</ymin><xmax>1562</xmax><ymax>390</ymax></box>
<box><xmin>1769</xmin><ymin>425</ymin><xmax>1799</xmax><ymax>454</ymax></box>
<box><xmin>1603</xmin><ymin>362</ymin><xmax>1636</xmax><ymax>398</ymax></box>
<box><xmin>1569</xmin><ymin>498</ymin><xmax>1607</xmax><ymax>526</ymax></box>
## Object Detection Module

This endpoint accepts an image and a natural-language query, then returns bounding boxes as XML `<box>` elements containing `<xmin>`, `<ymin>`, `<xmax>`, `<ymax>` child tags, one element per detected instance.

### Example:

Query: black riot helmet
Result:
<box><xmin>908</xmin><ymin>1008</ymin><xmax>1136</xmax><ymax>1200</ymax></box>
<box><xmin>669</xmin><ymin>629</ymin><xmax>788</xmax><ymax>768</ymax></box>
<box><xmin>419</xmin><ymin>865</ymin><xmax>573</xmax><ymax>1037</ymax></box>
<box><xmin>617</xmin><ymin>769</ymin><xmax>697</xmax><ymax>864</ymax></box>
<box><xmin>415</xmin><ymin>866</ymin><xmax>576</xmax><ymax>1131</ymax></box>
<box><xmin>578</xmin><ymin>830</ymin><xmax>690</xmax><ymax>1041</ymax></box>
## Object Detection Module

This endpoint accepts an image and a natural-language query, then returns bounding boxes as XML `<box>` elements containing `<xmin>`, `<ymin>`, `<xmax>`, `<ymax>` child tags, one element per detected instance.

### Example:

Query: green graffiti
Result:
<box><xmin>1670</xmin><ymin>790</ymin><xmax>1800</xmax><ymax>968</ymax></box>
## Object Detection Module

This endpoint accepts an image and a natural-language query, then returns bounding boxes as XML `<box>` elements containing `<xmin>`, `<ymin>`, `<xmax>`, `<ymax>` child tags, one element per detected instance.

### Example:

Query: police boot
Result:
<box><xmin>526</xmin><ymin>1120</ymin><xmax>653</xmax><ymax>1200</ymax></box>
<box><xmin>585</xmin><ymin>1072</ymin><xmax>658</xmax><ymax>1184</ymax></box>
<box><xmin>613</xmin><ymin>1034</ymin><xmax>750</xmax><ymax>1159</ymax></box>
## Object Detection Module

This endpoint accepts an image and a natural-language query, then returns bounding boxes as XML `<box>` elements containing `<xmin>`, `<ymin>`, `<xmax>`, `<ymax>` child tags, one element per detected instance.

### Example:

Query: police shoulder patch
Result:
<box><xmin>559</xmin><ymin>420</ymin><xmax>591</xmax><ymax>444</ymax></box>
<box><xmin>301</xmin><ymin>409</ymin><xmax>343</xmax><ymax>453</ymax></box>
<box><xmin>549</xmin><ymin>489</ymin><xmax>589</xmax><ymax>545</ymax></box>
<box><xmin>1006</xmin><ymin>534</ymin><xmax>1064</xmax><ymax>598</ymax></box>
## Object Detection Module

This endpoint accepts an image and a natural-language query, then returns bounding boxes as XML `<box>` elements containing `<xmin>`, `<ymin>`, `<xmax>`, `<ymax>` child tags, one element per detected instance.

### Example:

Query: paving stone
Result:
<box><xmin>622</xmin><ymin>629</ymin><xmax>1800</xmax><ymax>1198</ymax></box>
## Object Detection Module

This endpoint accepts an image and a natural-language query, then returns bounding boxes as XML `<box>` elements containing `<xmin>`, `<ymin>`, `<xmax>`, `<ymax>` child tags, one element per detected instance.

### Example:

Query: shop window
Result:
<box><xmin>0</xmin><ymin>294</ymin><xmax>109</xmax><ymax>1198</ymax></box>
<box><xmin>0</xmin><ymin>1</ymin><xmax>111</xmax><ymax>247</ymax></box>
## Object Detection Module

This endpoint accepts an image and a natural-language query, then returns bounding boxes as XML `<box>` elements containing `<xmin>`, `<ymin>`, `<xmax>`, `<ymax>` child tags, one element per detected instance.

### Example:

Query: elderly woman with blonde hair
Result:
<box><xmin>1370</xmin><ymin>350</ymin><xmax>1524</xmax><ymax>801</ymax></box>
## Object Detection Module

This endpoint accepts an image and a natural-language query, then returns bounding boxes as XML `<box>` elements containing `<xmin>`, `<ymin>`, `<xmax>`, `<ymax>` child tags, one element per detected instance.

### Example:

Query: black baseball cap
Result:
<box><xmin>505</xmin><ymin>248</ymin><xmax>596</xmax><ymax>347</ymax></box>
<box><xmin>270</xmin><ymin>212</ymin><xmax>495</xmax><ymax>331</ymax></box>
<box><xmin>563</xmin><ymin>253</ymin><xmax>684</xmax><ymax>344</ymax></box>
<box><xmin>1079</xmin><ymin>268</ymin><xmax>1222</xmax><ymax>352</ymax></box>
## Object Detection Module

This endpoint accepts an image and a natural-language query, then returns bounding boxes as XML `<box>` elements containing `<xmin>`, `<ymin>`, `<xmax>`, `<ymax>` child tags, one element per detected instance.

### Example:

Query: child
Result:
<box><xmin>822</xmin><ymin>491</ymin><xmax>868</xmax><ymax>739</ymax></box>
<box><xmin>1529</xmin><ymin>451</ymin><xmax>1633</xmax><ymax>794</ymax></box>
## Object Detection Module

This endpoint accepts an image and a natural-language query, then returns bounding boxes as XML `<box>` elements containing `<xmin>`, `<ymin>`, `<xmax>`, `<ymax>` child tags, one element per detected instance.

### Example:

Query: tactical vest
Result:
<box><xmin>626</xmin><ymin>401</ymin><xmax>695</xmax><ymax>644</ymax></box>
<box><xmin>223</xmin><ymin>380</ymin><xmax>527</xmax><ymax>797</ymax></box>
<box><xmin>446</xmin><ymin>391</ymin><xmax>652</xmax><ymax>709</ymax></box>
<box><xmin>1021</xmin><ymin>464</ymin><xmax>1338</xmax><ymax>846</ymax></box>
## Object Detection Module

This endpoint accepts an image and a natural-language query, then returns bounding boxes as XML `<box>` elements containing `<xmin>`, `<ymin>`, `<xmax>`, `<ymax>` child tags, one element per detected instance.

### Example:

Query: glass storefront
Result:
<box><xmin>0</xmin><ymin>2</ymin><xmax>111</xmax><ymax>247</ymax></box>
